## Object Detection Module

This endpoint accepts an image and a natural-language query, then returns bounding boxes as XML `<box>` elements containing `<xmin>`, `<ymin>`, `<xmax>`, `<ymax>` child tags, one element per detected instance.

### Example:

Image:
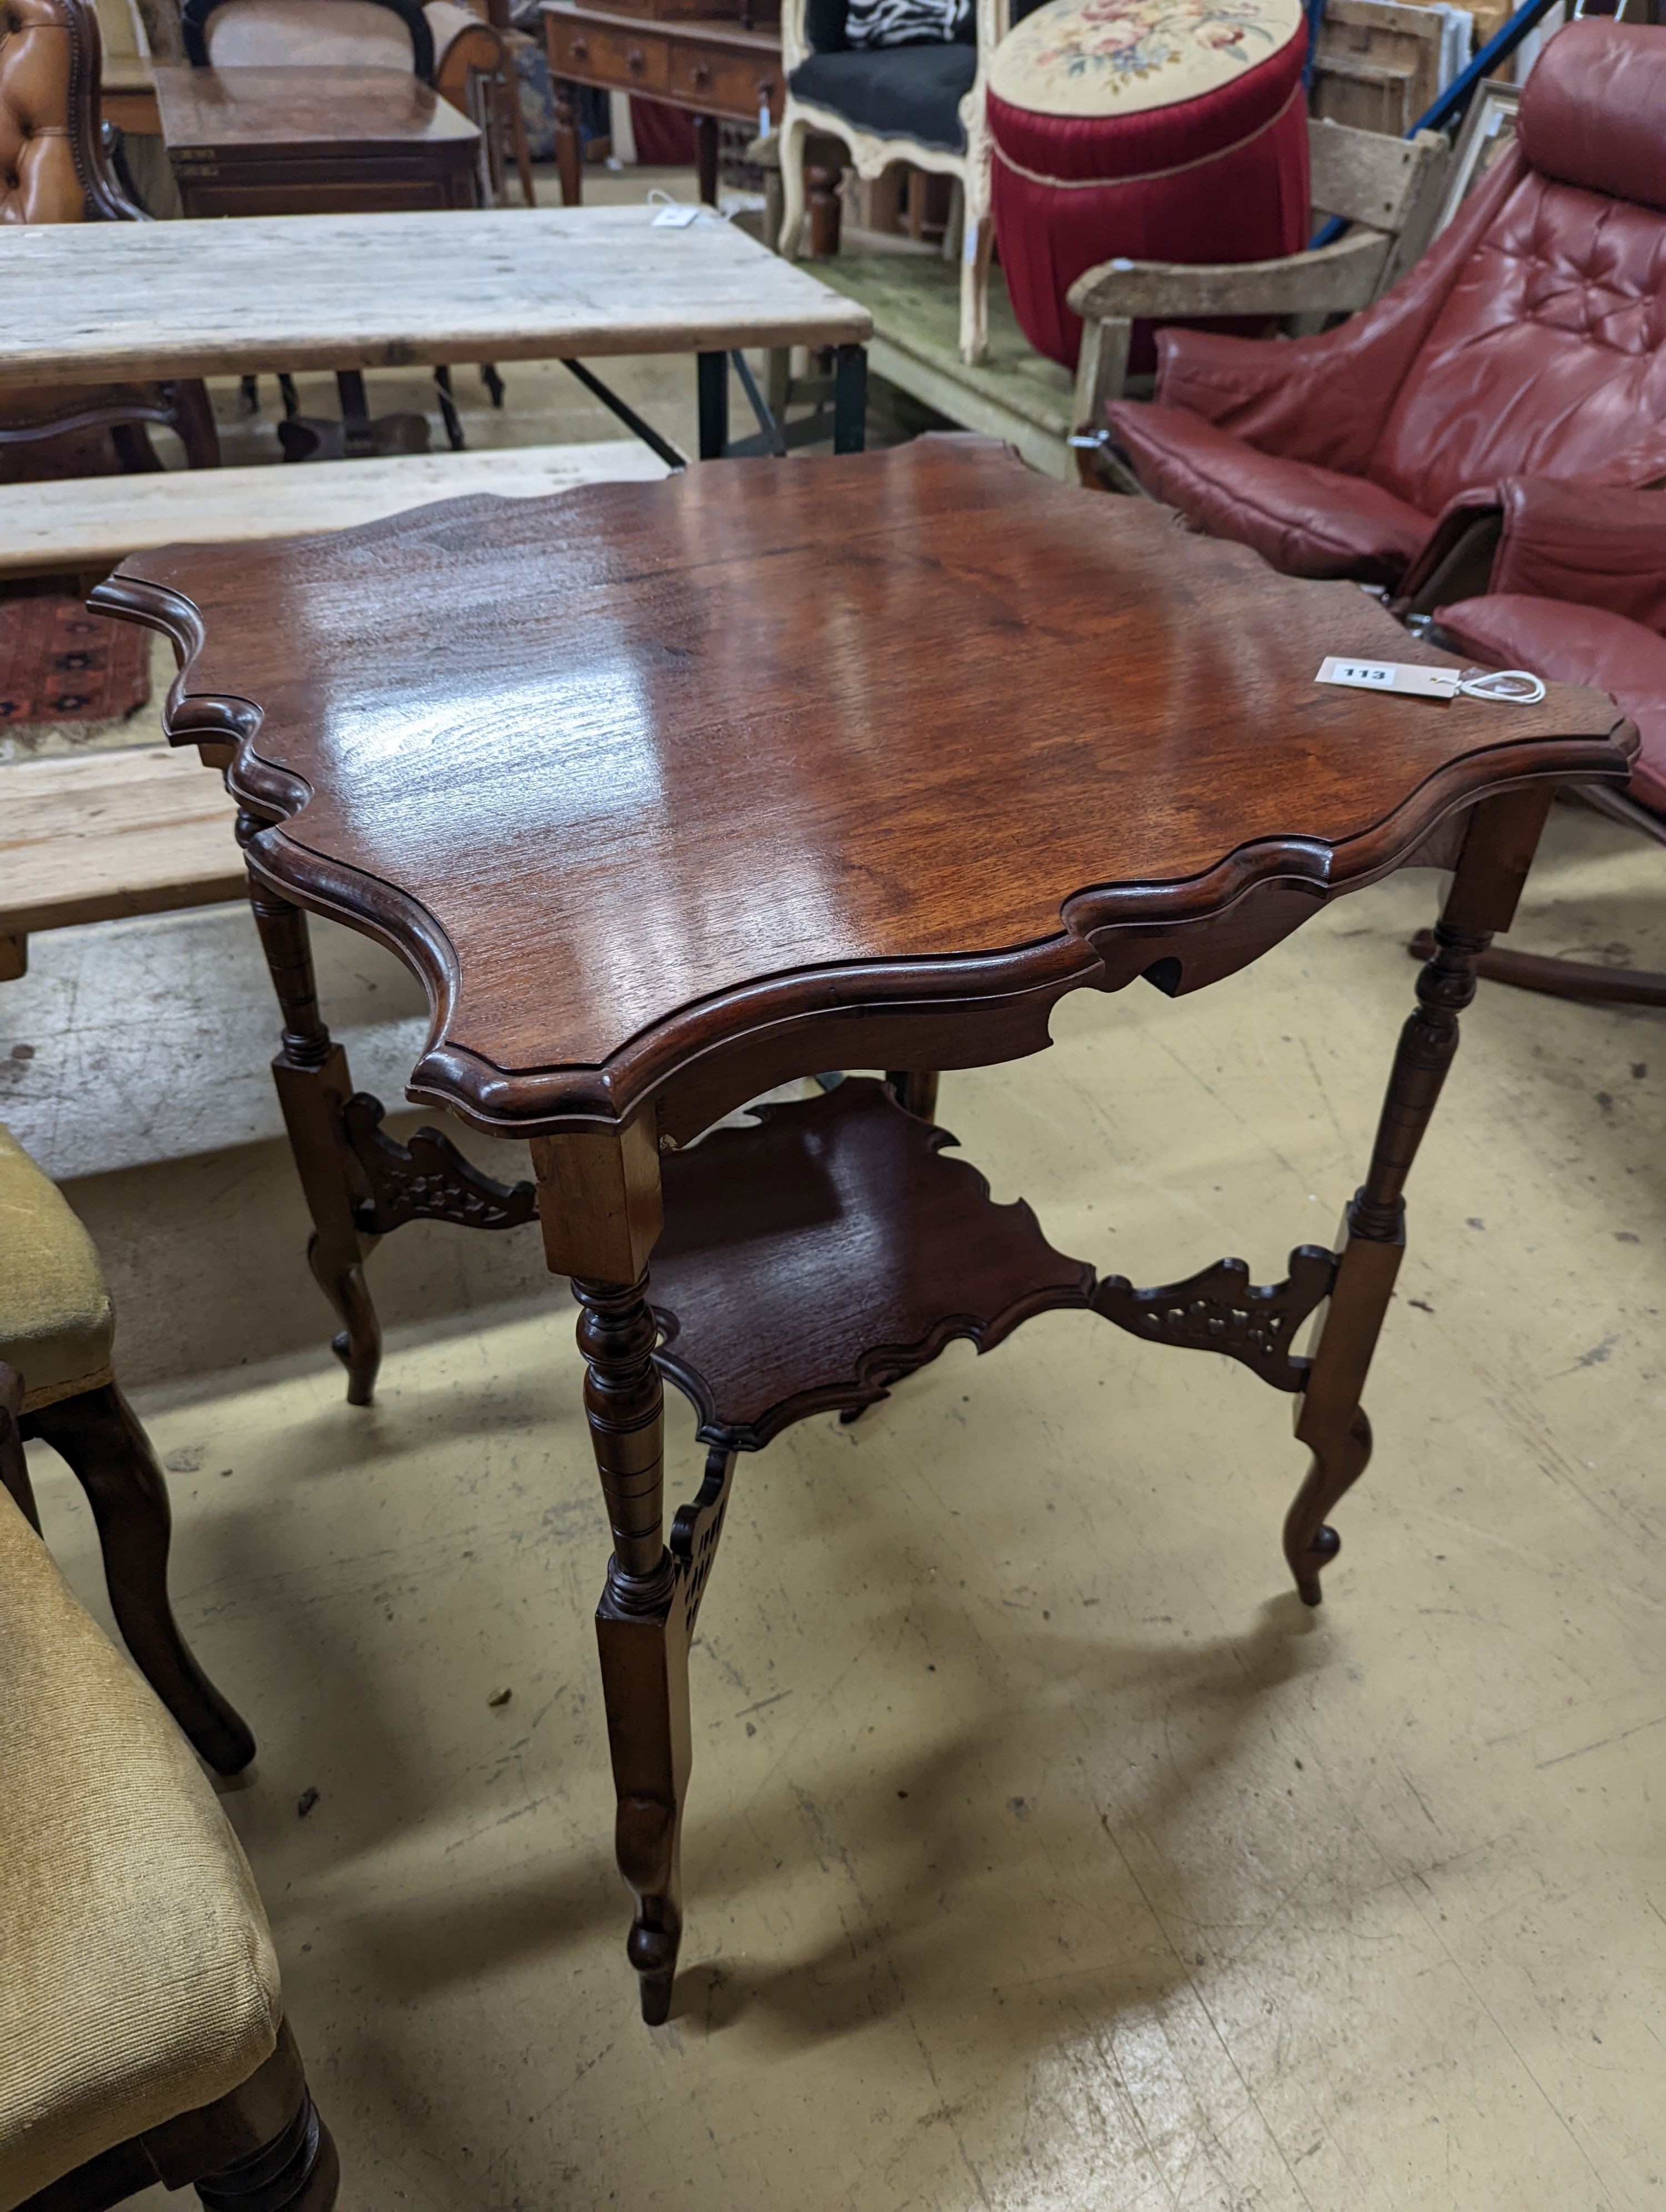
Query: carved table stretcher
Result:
<box><xmin>92</xmin><ymin>440</ymin><xmax>1634</xmax><ymax>2025</ymax></box>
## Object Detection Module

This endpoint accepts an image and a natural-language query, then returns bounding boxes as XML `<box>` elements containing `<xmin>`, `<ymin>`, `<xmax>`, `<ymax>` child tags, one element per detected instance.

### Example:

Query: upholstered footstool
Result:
<box><xmin>0</xmin><ymin>1484</ymin><xmax>337</xmax><ymax>2212</ymax></box>
<box><xmin>987</xmin><ymin>0</ymin><xmax>1309</xmax><ymax>370</ymax></box>
<box><xmin>0</xmin><ymin>1124</ymin><xmax>253</xmax><ymax>1776</ymax></box>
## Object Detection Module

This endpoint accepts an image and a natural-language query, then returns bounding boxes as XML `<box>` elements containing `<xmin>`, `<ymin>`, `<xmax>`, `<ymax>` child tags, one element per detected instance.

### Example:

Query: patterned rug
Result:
<box><xmin>0</xmin><ymin>595</ymin><xmax>152</xmax><ymax>731</ymax></box>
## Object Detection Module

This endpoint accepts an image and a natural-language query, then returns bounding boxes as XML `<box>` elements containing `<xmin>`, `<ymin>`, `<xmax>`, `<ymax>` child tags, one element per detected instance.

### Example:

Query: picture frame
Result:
<box><xmin>1432</xmin><ymin>80</ymin><xmax>1522</xmax><ymax>236</ymax></box>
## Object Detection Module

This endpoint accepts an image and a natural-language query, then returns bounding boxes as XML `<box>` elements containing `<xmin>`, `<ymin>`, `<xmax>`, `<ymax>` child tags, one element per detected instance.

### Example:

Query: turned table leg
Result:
<box><xmin>534</xmin><ymin>1117</ymin><xmax>697</xmax><ymax>2024</ymax></box>
<box><xmin>244</xmin><ymin>833</ymin><xmax>381</xmax><ymax>1405</ymax></box>
<box><xmin>1286</xmin><ymin>787</ymin><xmax>1553</xmax><ymax>1602</ymax></box>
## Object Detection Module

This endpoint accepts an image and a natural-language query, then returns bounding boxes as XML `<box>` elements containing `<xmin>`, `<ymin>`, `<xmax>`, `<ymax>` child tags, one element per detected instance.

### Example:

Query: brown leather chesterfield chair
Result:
<box><xmin>1413</xmin><ymin>479</ymin><xmax>1666</xmax><ymax>1008</ymax></box>
<box><xmin>0</xmin><ymin>0</ymin><xmax>219</xmax><ymax>481</ymax></box>
<box><xmin>1095</xmin><ymin>19</ymin><xmax>1666</xmax><ymax>597</ymax></box>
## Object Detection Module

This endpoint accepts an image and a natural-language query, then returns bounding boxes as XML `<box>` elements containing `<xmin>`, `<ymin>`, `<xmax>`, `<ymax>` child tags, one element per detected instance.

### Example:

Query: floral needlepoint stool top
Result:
<box><xmin>986</xmin><ymin>0</ymin><xmax>1308</xmax><ymax>367</ymax></box>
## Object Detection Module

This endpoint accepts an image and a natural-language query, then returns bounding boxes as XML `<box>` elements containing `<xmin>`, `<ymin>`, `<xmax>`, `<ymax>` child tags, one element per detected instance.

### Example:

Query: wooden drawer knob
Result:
<box><xmin>690</xmin><ymin>61</ymin><xmax>711</xmax><ymax>86</ymax></box>
<box><xmin>570</xmin><ymin>35</ymin><xmax>588</xmax><ymax>58</ymax></box>
<box><xmin>626</xmin><ymin>44</ymin><xmax>646</xmax><ymax>70</ymax></box>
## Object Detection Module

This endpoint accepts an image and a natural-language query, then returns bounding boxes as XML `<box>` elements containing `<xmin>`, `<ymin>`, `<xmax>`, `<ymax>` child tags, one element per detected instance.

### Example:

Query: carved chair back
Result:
<box><xmin>181</xmin><ymin>0</ymin><xmax>436</xmax><ymax>79</ymax></box>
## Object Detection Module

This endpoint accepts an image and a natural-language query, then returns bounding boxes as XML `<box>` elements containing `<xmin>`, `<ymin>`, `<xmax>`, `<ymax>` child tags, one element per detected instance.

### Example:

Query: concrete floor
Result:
<box><xmin>4</xmin><ymin>793</ymin><xmax>1664</xmax><ymax>2210</ymax></box>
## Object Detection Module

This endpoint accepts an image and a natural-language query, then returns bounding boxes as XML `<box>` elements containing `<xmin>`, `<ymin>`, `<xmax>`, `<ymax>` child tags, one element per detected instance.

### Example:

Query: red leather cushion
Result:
<box><xmin>1517</xmin><ymin>18</ymin><xmax>1666</xmax><ymax>217</ymax></box>
<box><xmin>1437</xmin><ymin>592</ymin><xmax>1666</xmax><ymax>815</ymax></box>
<box><xmin>1368</xmin><ymin>165</ymin><xmax>1666</xmax><ymax>517</ymax></box>
<box><xmin>1108</xmin><ymin>399</ymin><xmax>1432</xmax><ymax>584</ymax></box>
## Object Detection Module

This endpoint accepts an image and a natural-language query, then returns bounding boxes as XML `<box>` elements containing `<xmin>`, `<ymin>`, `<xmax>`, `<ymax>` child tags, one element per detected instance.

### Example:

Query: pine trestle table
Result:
<box><xmin>0</xmin><ymin>204</ymin><xmax>871</xmax><ymax>461</ymax></box>
<box><xmin>92</xmin><ymin>440</ymin><xmax>1634</xmax><ymax>2027</ymax></box>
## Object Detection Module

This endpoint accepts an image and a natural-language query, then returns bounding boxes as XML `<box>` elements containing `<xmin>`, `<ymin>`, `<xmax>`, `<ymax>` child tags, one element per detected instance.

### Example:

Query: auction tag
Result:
<box><xmin>1316</xmin><ymin>655</ymin><xmax>1460</xmax><ymax>700</ymax></box>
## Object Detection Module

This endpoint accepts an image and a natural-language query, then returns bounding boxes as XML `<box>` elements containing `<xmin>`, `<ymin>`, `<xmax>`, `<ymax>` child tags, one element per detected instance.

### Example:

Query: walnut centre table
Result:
<box><xmin>94</xmin><ymin>441</ymin><xmax>1633</xmax><ymax>2026</ymax></box>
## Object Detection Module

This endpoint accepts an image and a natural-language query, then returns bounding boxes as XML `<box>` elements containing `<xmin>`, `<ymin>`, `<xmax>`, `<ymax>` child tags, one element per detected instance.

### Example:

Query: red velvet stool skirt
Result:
<box><xmin>987</xmin><ymin>0</ymin><xmax>1310</xmax><ymax>371</ymax></box>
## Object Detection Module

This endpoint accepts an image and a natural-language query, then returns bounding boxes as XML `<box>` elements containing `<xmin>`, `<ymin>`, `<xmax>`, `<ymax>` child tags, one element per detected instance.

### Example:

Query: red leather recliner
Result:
<box><xmin>1101</xmin><ymin>18</ymin><xmax>1666</xmax><ymax>592</ymax></box>
<box><xmin>1429</xmin><ymin>478</ymin><xmax>1666</xmax><ymax>1006</ymax></box>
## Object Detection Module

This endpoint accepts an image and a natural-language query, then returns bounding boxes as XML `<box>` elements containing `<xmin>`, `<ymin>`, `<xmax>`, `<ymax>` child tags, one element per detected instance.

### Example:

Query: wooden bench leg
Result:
<box><xmin>244</xmin><ymin>852</ymin><xmax>382</xmax><ymax>1406</ymax></box>
<box><xmin>0</xmin><ymin>932</ymin><xmax>26</xmax><ymax>981</ymax></box>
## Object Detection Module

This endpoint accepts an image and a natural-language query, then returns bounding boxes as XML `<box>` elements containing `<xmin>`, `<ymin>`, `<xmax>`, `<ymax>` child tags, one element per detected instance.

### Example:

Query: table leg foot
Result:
<box><xmin>309</xmin><ymin>1240</ymin><xmax>381</xmax><ymax>1407</ymax></box>
<box><xmin>1283</xmin><ymin>1406</ymin><xmax>1371</xmax><ymax>1607</ymax></box>
<box><xmin>638</xmin><ymin>1968</ymin><xmax>675</xmax><ymax>2027</ymax></box>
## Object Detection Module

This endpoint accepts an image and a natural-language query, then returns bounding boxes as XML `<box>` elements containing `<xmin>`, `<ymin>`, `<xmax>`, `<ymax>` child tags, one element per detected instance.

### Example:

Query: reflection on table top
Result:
<box><xmin>97</xmin><ymin>440</ymin><xmax>1630</xmax><ymax>1135</ymax></box>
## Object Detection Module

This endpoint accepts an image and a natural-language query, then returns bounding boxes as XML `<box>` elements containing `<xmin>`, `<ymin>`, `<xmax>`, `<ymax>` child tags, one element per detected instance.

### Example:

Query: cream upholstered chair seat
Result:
<box><xmin>0</xmin><ymin>1125</ymin><xmax>114</xmax><ymax>1416</ymax></box>
<box><xmin>0</xmin><ymin>1488</ymin><xmax>282</xmax><ymax>2209</ymax></box>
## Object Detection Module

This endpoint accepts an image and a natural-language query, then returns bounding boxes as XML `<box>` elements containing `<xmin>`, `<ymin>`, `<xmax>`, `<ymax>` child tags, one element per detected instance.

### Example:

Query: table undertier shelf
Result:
<box><xmin>651</xmin><ymin>1079</ymin><xmax>1096</xmax><ymax>1450</ymax></box>
<box><xmin>649</xmin><ymin>1078</ymin><xmax>1338</xmax><ymax>1451</ymax></box>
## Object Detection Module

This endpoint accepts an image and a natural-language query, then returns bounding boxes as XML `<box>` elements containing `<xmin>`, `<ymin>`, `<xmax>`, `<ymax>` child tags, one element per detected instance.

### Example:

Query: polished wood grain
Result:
<box><xmin>0</xmin><ymin>205</ymin><xmax>871</xmax><ymax>392</ymax></box>
<box><xmin>96</xmin><ymin>439</ymin><xmax>1633</xmax><ymax>1142</ymax></box>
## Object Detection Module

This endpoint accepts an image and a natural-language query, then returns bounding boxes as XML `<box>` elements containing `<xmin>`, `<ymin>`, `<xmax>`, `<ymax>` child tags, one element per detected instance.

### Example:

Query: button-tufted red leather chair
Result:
<box><xmin>1411</xmin><ymin>479</ymin><xmax>1666</xmax><ymax>1008</ymax></box>
<box><xmin>1096</xmin><ymin>19</ymin><xmax>1666</xmax><ymax>597</ymax></box>
<box><xmin>0</xmin><ymin>0</ymin><xmax>219</xmax><ymax>482</ymax></box>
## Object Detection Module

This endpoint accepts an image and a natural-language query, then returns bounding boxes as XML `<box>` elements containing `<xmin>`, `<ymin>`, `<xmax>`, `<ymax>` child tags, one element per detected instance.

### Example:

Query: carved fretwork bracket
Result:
<box><xmin>1091</xmin><ymin>1246</ymin><xmax>1338</xmax><ymax>1392</ymax></box>
<box><xmin>341</xmin><ymin>1092</ymin><xmax>539</xmax><ymax>1236</ymax></box>
<box><xmin>670</xmin><ymin>1444</ymin><xmax>736</xmax><ymax>1638</ymax></box>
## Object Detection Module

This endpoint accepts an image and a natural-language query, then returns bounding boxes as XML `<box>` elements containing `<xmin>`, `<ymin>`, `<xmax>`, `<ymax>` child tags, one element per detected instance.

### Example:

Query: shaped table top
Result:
<box><xmin>96</xmin><ymin>440</ymin><xmax>1632</xmax><ymax>1138</ymax></box>
<box><xmin>0</xmin><ymin>203</ymin><xmax>869</xmax><ymax>391</ymax></box>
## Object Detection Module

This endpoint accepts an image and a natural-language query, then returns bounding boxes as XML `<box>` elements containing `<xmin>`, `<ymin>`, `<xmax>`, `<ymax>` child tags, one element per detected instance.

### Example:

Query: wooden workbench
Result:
<box><xmin>0</xmin><ymin>203</ymin><xmax>871</xmax><ymax>389</ymax></box>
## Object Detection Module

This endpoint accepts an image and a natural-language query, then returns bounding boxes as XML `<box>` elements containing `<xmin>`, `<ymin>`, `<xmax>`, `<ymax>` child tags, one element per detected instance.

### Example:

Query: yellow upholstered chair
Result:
<box><xmin>0</xmin><ymin>1478</ymin><xmax>338</xmax><ymax>2212</ymax></box>
<box><xmin>0</xmin><ymin>1123</ymin><xmax>253</xmax><ymax>1777</ymax></box>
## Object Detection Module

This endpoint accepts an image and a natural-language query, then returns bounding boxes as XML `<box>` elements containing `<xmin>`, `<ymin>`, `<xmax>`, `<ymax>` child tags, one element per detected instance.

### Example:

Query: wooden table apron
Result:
<box><xmin>91</xmin><ymin>443</ymin><xmax>1634</xmax><ymax>2028</ymax></box>
<box><xmin>0</xmin><ymin>204</ymin><xmax>871</xmax><ymax>460</ymax></box>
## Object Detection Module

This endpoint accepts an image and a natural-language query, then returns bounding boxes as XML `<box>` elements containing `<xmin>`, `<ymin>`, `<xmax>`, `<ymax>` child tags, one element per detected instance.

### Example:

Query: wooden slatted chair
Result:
<box><xmin>1068</xmin><ymin>117</ymin><xmax>1449</xmax><ymax>467</ymax></box>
